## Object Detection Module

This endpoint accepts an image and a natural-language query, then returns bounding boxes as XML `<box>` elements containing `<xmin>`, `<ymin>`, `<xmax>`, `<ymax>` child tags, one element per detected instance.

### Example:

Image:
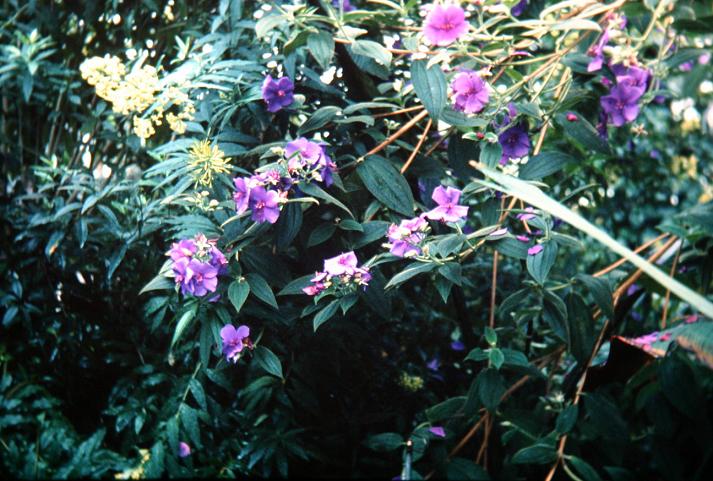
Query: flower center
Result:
<box><xmin>256</xmin><ymin>200</ymin><xmax>265</xmax><ymax>209</ymax></box>
<box><xmin>277</xmin><ymin>90</ymin><xmax>285</xmax><ymax>97</ymax></box>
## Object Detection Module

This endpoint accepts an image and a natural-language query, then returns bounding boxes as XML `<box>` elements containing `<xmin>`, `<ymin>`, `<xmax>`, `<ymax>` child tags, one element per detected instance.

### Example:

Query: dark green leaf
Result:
<box><xmin>512</xmin><ymin>444</ymin><xmax>558</xmax><ymax>464</ymax></box>
<box><xmin>526</xmin><ymin>241</ymin><xmax>558</xmax><ymax>284</ymax></box>
<box><xmin>411</xmin><ymin>60</ymin><xmax>447</xmax><ymax>119</ymax></box>
<box><xmin>556</xmin><ymin>404</ymin><xmax>579</xmax><ymax>434</ymax></box>
<box><xmin>364</xmin><ymin>432</ymin><xmax>403</xmax><ymax>452</ymax></box>
<box><xmin>245</xmin><ymin>273</ymin><xmax>278</xmax><ymax>309</ymax></box>
<box><xmin>385</xmin><ymin>262</ymin><xmax>437</xmax><ymax>289</ymax></box>
<box><xmin>313</xmin><ymin>299</ymin><xmax>340</xmax><ymax>331</ymax></box>
<box><xmin>228</xmin><ymin>279</ymin><xmax>250</xmax><ymax>313</ymax></box>
<box><xmin>357</xmin><ymin>155</ymin><xmax>414</xmax><ymax>216</ymax></box>
<box><xmin>254</xmin><ymin>346</ymin><xmax>284</xmax><ymax>379</ymax></box>
<box><xmin>519</xmin><ymin>152</ymin><xmax>575</xmax><ymax>180</ymax></box>
<box><xmin>307</xmin><ymin>31</ymin><xmax>335</xmax><ymax>69</ymax></box>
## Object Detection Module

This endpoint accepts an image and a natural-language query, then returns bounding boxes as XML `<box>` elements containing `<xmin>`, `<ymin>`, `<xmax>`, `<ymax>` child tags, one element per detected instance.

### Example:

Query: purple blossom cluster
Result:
<box><xmin>422</xmin><ymin>3</ymin><xmax>468</xmax><ymax>47</ymax></box>
<box><xmin>385</xmin><ymin>185</ymin><xmax>468</xmax><ymax>258</ymax></box>
<box><xmin>600</xmin><ymin>64</ymin><xmax>650</xmax><ymax>127</ymax></box>
<box><xmin>233</xmin><ymin>137</ymin><xmax>337</xmax><ymax>224</ymax></box>
<box><xmin>167</xmin><ymin>234</ymin><xmax>228</xmax><ymax>297</ymax></box>
<box><xmin>303</xmin><ymin>251</ymin><xmax>371</xmax><ymax>297</ymax></box>
<box><xmin>450</xmin><ymin>70</ymin><xmax>489</xmax><ymax>114</ymax></box>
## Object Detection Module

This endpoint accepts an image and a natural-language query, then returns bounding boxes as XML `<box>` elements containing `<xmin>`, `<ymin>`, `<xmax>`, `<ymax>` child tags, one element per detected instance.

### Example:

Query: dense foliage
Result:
<box><xmin>2</xmin><ymin>0</ymin><xmax>713</xmax><ymax>479</ymax></box>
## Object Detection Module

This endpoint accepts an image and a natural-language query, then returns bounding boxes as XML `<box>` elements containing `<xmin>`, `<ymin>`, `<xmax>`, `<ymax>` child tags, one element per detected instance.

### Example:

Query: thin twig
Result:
<box><xmin>359</xmin><ymin>110</ymin><xmax>429</xmax><ymax>160</ymax></box>
<box><xmin>374</xmin><ymin>105</ymin><xmax>424</xmax><ymax>119</ymax></box>
<box><xmin>592</xmin><ymin>232</ymin><xmax>669</xmax><ymax>277</ymax></box>
<box><xmin>401</xmin><ymin>118</ymin><xmax>433</xmax><ymax>174</ymax></box>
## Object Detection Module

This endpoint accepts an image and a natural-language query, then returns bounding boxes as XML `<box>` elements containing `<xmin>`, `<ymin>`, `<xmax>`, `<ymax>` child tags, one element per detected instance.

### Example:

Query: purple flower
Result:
<box><xmin>488</xmin><ymin>227</ymin><xmax>508</xmax><ymax>238</ymax></box>
<box><xmin>426</xmin><ymin>358</ymin><xmax>440</xmax><ymax>371</ymax></box>
<box><xmin>178</xmin><ymin>442</ymin><xmax>191</xmax><ymax>458</ymax></box>
<box><xmin>168</xmin><ymin>239</ymin><xmax>197</xmax><ymax>261</ymax></box>
<box><xmin>612</xmin><ymin>64</ymin><xmax>650</xmax><ymax>98</ymax></box>
<box><xmin>209</xmin><ymin>246</ymin><xmax>228</xmax><ymax>274</ymax></box>
<box><xmin>233</xmin><ymin>177</ymin><xmax>253</xmax><ymax>214</ymax></box>
<box><xmin>423</xmin><ymin>4</ymin><xmax>468</xmax><ymax>47</ymax></box>
<box><xmin>450</xmin><ymin>340</ymin><xmax>465</xmax><ymax>351</ymax></box>
<box><xmin>517</xmin><ymin>207</ymin><xmax>536</xmax><ymax>221</ymax></box>
<box><xmin>249</xmin><ymin>186</ymin><xmax>281</xmax><ymax>224</ymax></box>
<box><xmin>425</xmin><ymin>186</ymin><xmax>468</xmax><ymax>223</ymax></box>
<box><xmin>516</xmin><ymin>234</ymin><xmax>530</xmax><ymax>243</ymax></box>
<box><xmin>528</xmin><ymin>244</ymin><xmax>544</xmax><ymax>256</ymax></box>
<box><xmin>679</xmin><ymin>62</ymin><xmax>693</xmax><ymax>72</ymax></box>
<box><xmin>451</xmin><ymin>71</ymin><xmax>489</xmax><ymax>114</ymax></box>
<box><xmin>261</xmin><ymin>75</ymin><xmax>294</xmax><ymax>113</ymax></box>
<box><xmin>183</xmin><ymin>259</ymin><xmax>219</xmax><ymax>296</ymax></box>
<box><xmin>600</xmin><ymin>85</ymin><xmax>641</xmax><ymax>127</ymax></box>
<box><xmin>285</xmin><ymin>137</ymin><xmax>324</xmax><ymax>169</ymax></box>
<box><xmin>587</xmin><ymin>30</ymin><xmax>610</xmax><ymax>72</ymax></box>
<box><xmin>429</xmin><ymin>426</ymin><xmax>446</xmax><ymax>437</ymax></box>
<box><xmin>221</xmin><ymin>324</ymin><xmax>250</xmax><ymax>363</ymax></box>
<box><xmin>387</xmin><ymin>215</ymin><xmax>428</xmax><ymax>257</ymax></box>
<box><xmin>511</xmin><ymin>0</ymin><xmax>529</xmax><ymax>17</ymax></box>
<box><xmin>324</xmin><ymin>251</ymin><xmax>358</xmax><ymax>276</ymax></box>
<box><xmin>499</xmin><ymin>124</ymin><xmax>530</xmax><ymax>163</ymax></box>
<box><xmin>332</xmin><ymin>0</ymin><xmax>355</xmax><ymax>12</ymax></box>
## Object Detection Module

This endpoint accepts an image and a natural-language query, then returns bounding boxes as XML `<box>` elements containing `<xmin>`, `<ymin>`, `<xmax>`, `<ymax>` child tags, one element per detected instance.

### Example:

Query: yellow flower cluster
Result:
<box><xmin>80</xmin><ymin>55</ymin><xmax>195</xmax><ymax>140</ymax></box>
<box><xmin>114</xmin><ymin>449</ymin><xmax>150</xmax><ymax>480</ymax></box>
<box><xmin>188</xmin><ymin>140</ymin><xmax>231</xmax><ymax>187</ymax></box>
<box><xmin>399</xmin><ymin>372</ymin><xmax>424</xmax><ymax>392</ymax></box>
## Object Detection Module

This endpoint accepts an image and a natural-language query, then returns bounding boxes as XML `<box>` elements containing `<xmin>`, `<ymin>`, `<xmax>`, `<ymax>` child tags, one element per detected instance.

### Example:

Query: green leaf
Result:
<box><xmin>351</xmin><ymin>40</ymin><xmax>392</xmax><ymax>67</ymax></box>
<box><xmin>299</xmin><ymin>182</ymin><xmax>353</xmax><ymax>218</ymax></box>
<box><xmin>385</xmin><ymin>262</ymin><xmax>437</xmax><ymax>289</ymax></box>
<box><xmin>276</xmin><ymin>202</ymin><xmax>303</xmax><ymax>250</ymax></box>
<box><xmin>480</xmin><ymin>142</ymin><xmax>502</xmax><ymax>168</ymax></box>
<box><xmin>313</xmin><ymin>299</ymin><xmax>340</xmax><ymax>331</ymax></box>
<box><xmin>179</xmin><ymin>403</ymin><xmax>201</xmax><ymax>447</ymax></box>
<box><xmin>166</xmin><ymin>417</ymin><xmax>179</xmax><ymax>454</ymax></box>
<box><xmin>338</xmin><ymin>218</ymin><xmax>364</xmax><ymax>232</ymax></box>
<box><xmin>474</xmin><ymin>165</ymin><xmax>713</xmax><ymax>319</ymax></box>
<box><xmin>245</xmin><ymin>273</ymin><xmax>278</xmax><ymax>309</ymax></box>
<box><xmin>411</xmin><ymin>60</ymin><xmax>447</xmax><ymax>119</ymax></box>
<box><xmin>511</xmin><ymin>444</ymin><xmax>558</xmax><ymax>464</ymax></box>
<box><xmin>278</xmin><ymin>275</ymin><xmax>313</xmax><ymax>296</ymax></box>
<box><xmin>476</xmin><ymin>368</ymin><xmax>505</xmax><ymax>411</ymax></box>
<box><xmin>308</xmin><ymin>222</ymin><xmax>336</xmax><ymax>247</ymax></box>
<box><xmin>255</xmin><ymin>14</ymin><xmax>284</xmax><ymax>38</ymax></box>
<box><xmin>519</xmin><ymin>152</ymin><xmax>575</xmax><ymax>180</ymax></box>
<box><xmin>675</xmin><ymin>321</ymin><xmax>713</xmax><ymax>369</ymax></box>
<box><xmin>364</xmin><ymin>432</ymin><xmax>403</xmax><ymax>452</ymax></box>
<box><xmin>351</xmin><ymin>221</ymin><xmax>389</xmax><ymax>249</ymax></box>
<box><xmin>556</xmin><ymin>113</ymin><xmax>610</xmax><ymax>154</ymax></box>
<box><xmin>492</xmin><ymin>237</ymin><xmax>529</xmax><ymax>259</ymax></box>
<box><xmin>228</xmin><ymin>279</ymin><xmax>250</xmax><ymax>314</ymax></box>
<box><xmin>199</xmin><ymin>321</ymin><xmax>213</xmax><ymax>367</ymax></box>
<box><xmin>566</xmin><ymin>456</ymin><xmax>602</xmax><ymax>481</ymax></box>
<box><xmin>565</xmin><ymin>292</ymin><xmax>595</xmax><ymax>364</ymax></box>
<box><xmin>254</xmin><ymin>346</ymin><xmax>284</xmax><ymax>379</ymax></box>
<box><xmin>144</xmin><ymin>441</ymin><xmax>165</xmax><ymax>478</ymax></box>
<box><xmin>426</xmin><ymin>396</ymin><xmax>466</xmax><ymax>422</ymax></box>
<box><xmin>307</xmin><ymin>31</ymin><xmax>335</xmax><ymax>69</ymax></box>
<box><xmin>439</xmin><ymin>262</ymin><xmax>462</xmax><ymax>286</ymax></box>
<box><xmin>357</xmin><ymin>155</ymin><xmax>415</xmax><ymax>216</ymax></box>
<box><xmin>489</xmin><ymin>348</ymin><xmax>504</xmax><ymax>369</ymax></box>
<box><xmin>555</xmin><ymin>404</ymin><xmax>579</xmax><ymax>434</ymax></box>
<box><xmin>446</xmin><ymin>458</ymin><xmax>490</xmax><ymax>480</ymax></box>
<box><xmin>575</xmin><ymin>274</ymin><xmax>614</xmax><ymax>319</ymax></box>
<box><xmin>189</xmin><ymin>378</ymin><xmax>207</xmax><ymax>411</ymax></box>
<box><xmin>526</xmin><ymin>241</ymin><xmax>558</xmax><ymax>284</ymax></box>
<box><xmin>465</xmin><ymin>348</ymin><xmax>488</xmax><ymax>362</ymax></box>
<box><xmin>298</xmin><ymin>106</ymin><xmax>340</xmax><ymax>135</ymax></box>
<box><xmin>171</xmin><ymin>305</ymin><xmax>197</xmax><ymax>348</ymax></box>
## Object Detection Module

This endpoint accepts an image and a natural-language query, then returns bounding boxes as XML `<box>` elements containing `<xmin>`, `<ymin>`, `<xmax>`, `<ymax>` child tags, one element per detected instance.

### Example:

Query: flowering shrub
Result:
<box><xmin>2</xmin><ymin>0</ymin><xmax>713</xmax><ymax>479</ymax></box>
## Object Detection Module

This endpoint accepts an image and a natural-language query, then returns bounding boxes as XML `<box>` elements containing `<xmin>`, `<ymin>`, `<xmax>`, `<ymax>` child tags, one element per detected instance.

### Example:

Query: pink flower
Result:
<box><xmin>425</xmin><ymin>186</ymin><xmax>468</xmax><ymax>223</ymax></box>
<box><xmin>528</xmin><ymin>244</ymin><xmax>544</xmax><ymax>256</ymax></box>
<box><xmin>423</xmin><ymin>4</ymin><xmax>468</xmax><ymax>47</ymax></box>
<box><xmin>178</xmin><ymin>441</ymin><xmax>191</xmax><ymax>458</ymax></box>
<box><xmin>323</xmin><ymin>252</ymin><xmax>358</xmax><ymax>276</ymax></box>
<box><xmin>451</xmin><ymin>71</ymin><xmax>489</xmax><ymax>114</ymax></box>
<box><xmin>429</xmin><ymin>426</ymin><xmax>446</xmax><ymax>437</ymax></box>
